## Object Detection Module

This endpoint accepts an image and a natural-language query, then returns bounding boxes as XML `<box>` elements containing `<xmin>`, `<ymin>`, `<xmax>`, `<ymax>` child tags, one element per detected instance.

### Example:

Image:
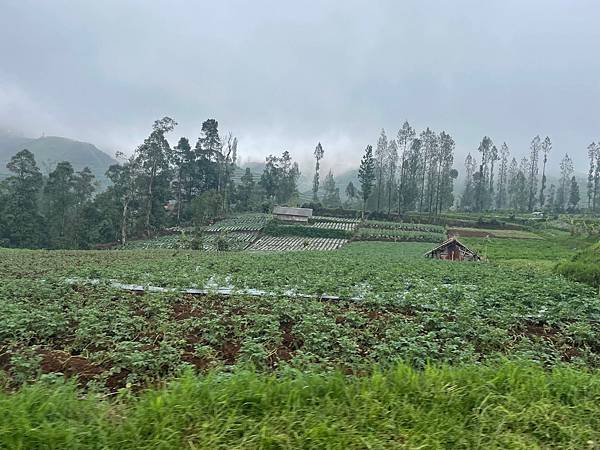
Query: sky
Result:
<box><xmin>1</xmin><ymin>0</ymin><xmax>599</xmax><ymax>175</ymax></box>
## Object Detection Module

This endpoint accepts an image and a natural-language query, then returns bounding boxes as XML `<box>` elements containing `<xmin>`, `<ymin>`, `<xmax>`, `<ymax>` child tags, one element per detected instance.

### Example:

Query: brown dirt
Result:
<box><xmin>181</xmin><ymin>352</ymin><xmax>211</xmax><ymax>370</ymax></box>
<box><xmin>172</xmin><ymin>302</ymin><xmax>205</xmax><ymax>320</ymax></box>
<box><xmin>106</xmin><ymin>369</ymin><xmax>131</xmax><ymax>390</ymax></box>
<box><xmin>221</xmin><ymin>341</ymin><xmax>241</xmax><ymax>365</ymax></box>
<box><xmin>39</xmin><ymin>350</ymin><xmax>104</xmax><ymax>384</ymax></box>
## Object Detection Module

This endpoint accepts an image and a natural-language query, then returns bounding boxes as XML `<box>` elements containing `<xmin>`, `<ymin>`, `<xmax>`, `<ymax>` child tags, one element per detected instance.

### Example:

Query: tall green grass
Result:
<box><xmin>2</xmin><ymin>361</ymin><xmax>600</xmax><ymax>449</ymax></box>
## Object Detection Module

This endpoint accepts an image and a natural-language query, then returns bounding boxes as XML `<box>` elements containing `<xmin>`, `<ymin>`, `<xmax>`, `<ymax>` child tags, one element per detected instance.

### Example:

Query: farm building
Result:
<box><xmin>273</xmin><ymin>206</ymin><xmax>313</xmax><ymax>223</ymax></box>
<box><xmin>424</xmin><ymin>237</ymin><xmax>481</xmax><ymax>261</ymax></box>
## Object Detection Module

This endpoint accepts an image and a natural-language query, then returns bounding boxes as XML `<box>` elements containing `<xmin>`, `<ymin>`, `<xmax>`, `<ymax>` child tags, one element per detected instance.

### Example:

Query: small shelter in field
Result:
<box><xmin>272</xmin><ymin>206</ymin><xmax>313</xmax><ymax>223</ymax></box>
<box><xmin>424</xmin><ymin>237</ymin><xmax>481</xmax><ymax>261</ymax></box>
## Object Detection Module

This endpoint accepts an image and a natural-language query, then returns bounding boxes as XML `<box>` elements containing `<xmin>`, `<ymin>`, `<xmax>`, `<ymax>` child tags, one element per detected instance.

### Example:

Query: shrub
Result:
<box><xmin>556</xmin><ymin>242</ymin><xmax>600</xmax><ymax>289</ymax></box>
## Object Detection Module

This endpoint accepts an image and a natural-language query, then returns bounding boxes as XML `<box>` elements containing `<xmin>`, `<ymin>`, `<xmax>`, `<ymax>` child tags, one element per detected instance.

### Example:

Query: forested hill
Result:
<box><xmin>0</xmin><ymin>132</ymin><xmax>117</xmax><ymax>180</ymax></box>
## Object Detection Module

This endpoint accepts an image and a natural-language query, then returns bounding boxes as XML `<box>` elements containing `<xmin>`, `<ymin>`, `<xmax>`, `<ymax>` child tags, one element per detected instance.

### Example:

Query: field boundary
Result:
<box><xmin>64</xmin><ymin>277</ymin><xmax>598</xmax><ymax>325</ymax></box>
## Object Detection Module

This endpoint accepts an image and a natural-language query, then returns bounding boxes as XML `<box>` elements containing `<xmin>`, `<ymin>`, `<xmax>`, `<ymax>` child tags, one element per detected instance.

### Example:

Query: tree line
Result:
<box><xmin>312</xmin><ymin>121</ymin><xmax>458</xmax><ymax>216</ymax></box>
<box><xmin>0</xmin><ymin>117</ymin><xmax>302</xmax><ymax>248</ymax></box>
<box><xmin>460</xmin><ymin>135</ymin><xmax>586</xmax><ymax>213</ymax></box>
<box><xmin>2</xmin><ymin>118</ymin><xmax>598</xmax><ymax>249</ymax></box>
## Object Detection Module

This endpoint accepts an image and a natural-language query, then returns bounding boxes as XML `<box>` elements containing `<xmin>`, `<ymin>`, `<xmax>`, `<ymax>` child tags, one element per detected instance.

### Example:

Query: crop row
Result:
<box><xmin>121</xmin><ymin>235</ymin><xmax>182</xmax><ymax>250</ymax></box>
<box><xmin>249</xmin><ymin>236</ymin><xmax>348</xmax><ymax>251</ymax></box>
<box><xmin>204</xmin><ymin>214</ymin><xmax>271</xmax><ymax>232</ymax></box>
<box><xmin>310</xmin><ymin>216</ymin><xmax>361</xmax><ymax>224</ymax></box>
<box><xmin>309</xmin><ymin>221</ymin><xmax>358</xmax><ymax>231</ymax></box>
<box><xmin>363</xmin><ymin>220</ymin><xmax>446</xmax><ymax>234</ymax></box>
<box><xmin>355</xmin><ymin>227</ymin><xmax>446</xmax><ymax>243</ymax></box>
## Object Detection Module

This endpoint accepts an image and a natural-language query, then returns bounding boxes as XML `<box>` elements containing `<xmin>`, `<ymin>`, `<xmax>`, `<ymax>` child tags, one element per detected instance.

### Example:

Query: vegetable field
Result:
<box><xmin>3</xmin><ymin>228</ymin><xmax>600</xmax><ymax>447</ymax></box>
<box><xmin>2</xmin><ymin>241</ymin><xmax>600</xmax><ymax>393</ymax></box>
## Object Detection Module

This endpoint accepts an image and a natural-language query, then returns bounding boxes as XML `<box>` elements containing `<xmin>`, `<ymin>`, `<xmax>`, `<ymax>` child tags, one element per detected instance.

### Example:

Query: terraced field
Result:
<box><xmin>204</xmin><ymin>213</ymin><xmax>271</xmax><ymax>232</ymax></box>
<box><xmin>448</xmin><ymin>226</ymin><xmax>542</xmax><ymax>239</ymax></box>
<box><xmin>309</xmin><ymin>221</ymin><xmax>358</xmax><ymax>231</ymax></box>
<box><xmin>249</xmin><ymin>235</ymin><xmax>348</xmax><ymax>251</ymax></box>
<box><xmin>356</xmin><ymin>227</ymin><xmax>446</xmax><ymax>243</ymax></box>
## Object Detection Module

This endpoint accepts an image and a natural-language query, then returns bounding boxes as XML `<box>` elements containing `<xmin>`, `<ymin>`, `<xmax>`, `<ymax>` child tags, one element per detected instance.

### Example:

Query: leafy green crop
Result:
<box><xmin>356</xmin><ymin>227</ymin><xmax>445</xmax><ymax>243</ymax></box>
<box><xmin>1</xmin><ymin>242</ymin><xmax>599</xmax><ymax>391</ymax></box>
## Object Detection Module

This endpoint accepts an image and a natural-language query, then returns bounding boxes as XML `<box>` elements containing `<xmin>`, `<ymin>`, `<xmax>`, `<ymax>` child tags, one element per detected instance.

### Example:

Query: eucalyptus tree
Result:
<box><xmin>358</xmin><ymin>144</ymin><xmax>375</xmax><ymax>217</ymax></box>
<box><xmin>386</xmin><ymin>139</ymin><xmax>398</xmax><ymax>214</ymax></box>
<box><xmin>322</xmin><ymin>170</ymin><xmax>341</xmax><ymax>208</ymax></box>
<box><xmin>495</xmin><ymin>143</ymin><xmax>510</xmax><ymax>209</ymax></box>
<box><xmin>419</xmin><ymin>128</ymin><xmax>437</xmax><ymax>212</ymax></box>
<box><xmin>374</xmin><ymin>129</ymin><xmax>388</xmax><ymax>211</ymax></box>
<box><xmin>396</xmin><ymin>121</ymin><xmax>416</xmax><ymax>213</ymax></box>
<box><xmin>527</xmin><ymin>135</ymin><xmax>541</xmax><ymax>211</ymax></box>
<box><xmin>345</xmin><ymin>181</ymin><xmax>357</xmax><ymax>205</ymax></box>
<box><xmin>539</xmin><ymin>136</ymin><xmax>551</xmax><ymax>208</ymax></box>
<box><xmin>547</xmin><ymin>184</ymin><xmax>556</xmax><ymax>212</ymax></box>
<box><xmin>568</xmin><ymin>176</ymin><xmax>580</xmax><ymax>212</ymax></box>
<box><xmin>475</xmin><ymin>136</ymin><xmax>493</xmax><ymax>211</ymax></box>
<box><xmin>3</xmin><ymin>149</ymin><xmax>44</xmax><ymax>247</ymax></box>
<box><xmin>402</xmin><ymin>138</ymin><xmax>422</xmax><ymax>211</ymax></box>
<box><xmin>194</xmin><ymin>119</ymin><xmax>223</xmax><ymax>193</ymax></box>
<box><xmin>556</xmin><ymin>153</ymin><xmax>574</xmax><ymax>212</ymax></box>
<box><xmin>172</xmin><ymin>137</ymin><xmax>193</xmax><ymax>224</ymax></box>
<box><xmin>44</xmin><ymin>161</ymin><xmax>76</xmax><ymax>247</ymax></box>
<box><xmin>587</xmin><ymin>142</ymin><xmax>596</xmax><ymax>211</ymax></box>
<box><xmin>259</xmin><ymin>151</ymin><xmax>300</xmax><ymax>204</ymax></box>
<box><xmin>72</xmin><ymin>167</ymin><xmax>96</xmax><ymax>248</ymax></box>
<box><xmin>488</xmin><ymin>145</ymin><xmax>499</xmax><ymax>207</ymax></box>
<box><xmin>136</xmin><ymin>116</ymin><xmax>177</xmax><ymax>236</ymax></box>
<box><xmin>461</xmin><ymin>153</ymin><xmax>476</xmax><ymax>210</ymax></box>
<box><xmin>588</xmin><ymin>142</ymin><xmax>600</xmax><ymax>212</ymax></box>
<box><xmin>435</xmin><ymin>131</ymin><xmax>455</xmax><ymax>214</ymax></box>
<box><xmin>107</xmin><ymin>153</ymin><xmax>142</xmax><ymax>245</ymax></box>
<box><xmin>312</xmin><ymin>142</ymin><xmax>324</xmax><ymax>201</ymax></box>
<box><xmin>221</xmin><ymin>133</ymin><xmax>238</xmax><ymax>210</ymax></box>
<box><xmin>507</xmin><ymin>157</ymin><xmax>519</xmax><ymax>210</ymax></box>
<box><xmin>238</xmin><ymin>168</ymin><xmax>257</xmax><ymax>211</ymax></box>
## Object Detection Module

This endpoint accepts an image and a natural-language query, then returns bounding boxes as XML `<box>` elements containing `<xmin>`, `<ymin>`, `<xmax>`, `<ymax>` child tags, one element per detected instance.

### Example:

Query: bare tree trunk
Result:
<box><xmin>121</xmin><ymin>199</ymin><xmax>129</xmax><ymax>245</ymax></box>
<box><xmin>376</xmin><ymin>167</ymin><xmax>383</xmax><ymax>212</ymax></box>
<box><xmin>145</xmin><ymin>170</ymin><xmax>155</xmax><ymax>237</ymax></box>
<box><xmin>176</xmin><ymin>168</ymin><xmax>182</xmax><ymax>225</ymax></box>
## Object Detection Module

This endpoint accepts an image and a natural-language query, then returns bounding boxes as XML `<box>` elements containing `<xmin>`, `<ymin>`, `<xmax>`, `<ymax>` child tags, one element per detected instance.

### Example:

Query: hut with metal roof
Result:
<box><xmin>272</xmin><ymin>206</ymin><xmax>313</xmax><ymax>223</ymax></box>
<box><xmin>424</xmin><ymin>237</ymin><xmax>481</xmax><ymax>261</ymax></box>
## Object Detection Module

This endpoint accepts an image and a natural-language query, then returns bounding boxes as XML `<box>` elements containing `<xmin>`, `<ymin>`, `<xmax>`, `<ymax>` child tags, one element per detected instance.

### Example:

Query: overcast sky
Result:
<box><xmin>1</xmin><ymin>0</ymin><xmax>599</xmax><ymax>174</ymax></box>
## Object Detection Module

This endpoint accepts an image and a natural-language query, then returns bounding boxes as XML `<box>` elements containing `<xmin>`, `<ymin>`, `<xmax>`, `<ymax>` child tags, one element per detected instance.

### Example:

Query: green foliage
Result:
<box><xmin>263</xmin><ymin>221</ymin><xmax>353</xmax><ymax>239</ymax></box>
<box><xmin>122</xmin><ymin>231</ymin><xmax>258</xmax><ymax>251</ymax></box>
<box><xmin>204</xmin><ymin>213</ymin><xmax>271</xmax><ymax>232</ymax></box>
<box><xmin>2</xmin><ymin>241</ymin><xmax>600</xmax><ymax>391</ymax></box>
<box><xmin>356</xmin><ymin>227</ymin><xmax>445</xmax><ymax>242</ymax></box>
<box><xmin>358</xmin><ymin>144</ymin><xmax>375</xmax><ymax>212</ymax></box>
<box><xmin>556</xmin><ymin>242</ymin><xmax>600</xmax><ymax>289</ymax></box>
<box><xmin>4</xmin><ymin>362</ymin><xmax>600</xmax><ymax>448</ymax></box>
<box><xmin>192</xmin><ymin>190</ymin><xmax>224</xmax><ymax>224</ymax></box>
<box><xmin>364</xmin><ymin>220</ymin><xmax>446</xmax><ymax>234</ymax></box>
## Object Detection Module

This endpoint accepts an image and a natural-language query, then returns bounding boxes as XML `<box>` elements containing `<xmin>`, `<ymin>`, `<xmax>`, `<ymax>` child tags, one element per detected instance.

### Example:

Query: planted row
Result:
<box><xmin>363</xmin><ymin>220</ymin><xmax>445</xmax><ymax>234</ymax></box>
<box><xmin>263</xmin><ymin>222</ymin><xmax>353</xmax><ymax>239</ymax></box>
<box><xmin>355</xmin><ymin>227</ymin><xmax>446</xmax><ymax>243</ymax></box>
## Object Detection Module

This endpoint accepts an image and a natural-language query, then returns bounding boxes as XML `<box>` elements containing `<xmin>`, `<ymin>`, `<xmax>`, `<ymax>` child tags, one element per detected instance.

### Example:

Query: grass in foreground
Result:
<box><xmin>2</xmin><ymin>361</ymin><xmax>600</xmax><ymax>449</ymax></box>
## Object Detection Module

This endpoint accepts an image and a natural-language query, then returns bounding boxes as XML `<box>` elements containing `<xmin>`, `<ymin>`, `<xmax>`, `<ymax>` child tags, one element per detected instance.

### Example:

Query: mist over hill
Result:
<box><xmin>0</xmin><ymin>131</ymin><xmax>117</xmax><ymax>183</ymax></box>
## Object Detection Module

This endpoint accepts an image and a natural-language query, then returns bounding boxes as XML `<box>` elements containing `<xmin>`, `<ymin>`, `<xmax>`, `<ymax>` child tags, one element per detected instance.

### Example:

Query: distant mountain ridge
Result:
<box><xmin>0</xmin><ymin>131</ymin><xmax>117</xmax><ymax>182</ymax></box>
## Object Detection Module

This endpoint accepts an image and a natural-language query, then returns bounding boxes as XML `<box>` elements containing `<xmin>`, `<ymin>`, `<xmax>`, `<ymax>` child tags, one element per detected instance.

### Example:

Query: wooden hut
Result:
<box><xmin>424</xmin><ymin>237</ymin><xmax>481</xmax><ymax>261</ymax></box>
<box><xmin>272</xmin><ymin>206</ymin><xmax>313</xmax><ymax>223</ymax></box>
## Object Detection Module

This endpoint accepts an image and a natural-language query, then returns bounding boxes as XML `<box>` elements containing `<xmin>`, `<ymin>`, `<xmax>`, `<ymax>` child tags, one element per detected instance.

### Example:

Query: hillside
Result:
<box><xmin>0</xmin><ymin>132</ymin><xmax>117</xmax><ymax>181</ymax></box>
